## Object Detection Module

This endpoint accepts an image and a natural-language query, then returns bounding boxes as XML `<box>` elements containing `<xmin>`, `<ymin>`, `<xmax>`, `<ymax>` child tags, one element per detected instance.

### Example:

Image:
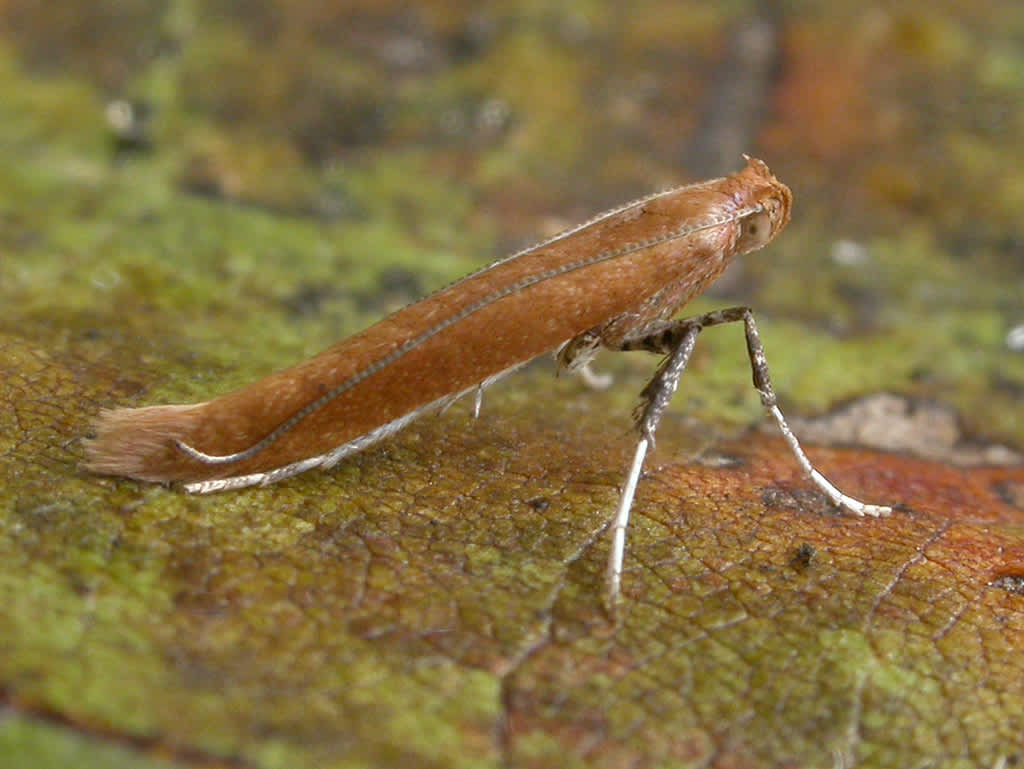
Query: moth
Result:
<box><xmin>86</xmin><ymin>157</ymin><xmax>890</xmax><ymax>605</ymax></box>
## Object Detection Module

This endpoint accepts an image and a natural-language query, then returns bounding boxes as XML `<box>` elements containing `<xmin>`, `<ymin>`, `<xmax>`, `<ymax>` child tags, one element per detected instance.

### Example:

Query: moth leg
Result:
<box><xmin>605</xmin><ymin>306</ymin><xmax>892</xmax><ymax>610</ymax></box>
<box><xmin>620</xmin><ymin>306</ymin><xmax>893</xmax><ymax>517</ymax></box>
<box><xmin>556</xmin><ymin>330</ymin><xmax>613</xmax><ymax>389</ymax></box>
<box><xmin>605</xmin><ymin>318</ymin><xmax>704</xmax><ymax>609</ymax></box>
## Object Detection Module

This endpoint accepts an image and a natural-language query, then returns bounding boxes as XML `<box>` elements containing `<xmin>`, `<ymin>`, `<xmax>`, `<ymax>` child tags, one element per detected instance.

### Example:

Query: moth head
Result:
<box><xmin>733</xmin><ymin>156</ymin><xmax>793</xmax><ymax>254</ymax></box>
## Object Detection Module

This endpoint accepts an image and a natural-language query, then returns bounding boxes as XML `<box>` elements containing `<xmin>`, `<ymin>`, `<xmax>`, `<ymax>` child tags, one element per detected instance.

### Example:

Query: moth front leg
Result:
<box><xmin>556</xmin><ymin>329</ymin><xmax>613</xmax><ymax>389</ymax></box>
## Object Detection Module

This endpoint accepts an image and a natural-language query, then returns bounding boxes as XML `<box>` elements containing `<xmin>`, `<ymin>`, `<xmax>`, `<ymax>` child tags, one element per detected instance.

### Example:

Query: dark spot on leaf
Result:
<box><xmin>526</xmin><ymin>497</ymin><xmax>550</xmax><ymax>512</ymax></box>
<box><xmin>761</xmin><ymin>487</ymin><xmax>793</xmax><ymax>510</ymax></box>
<box><xmin>791</xmin><ymin>543</ymin><xmax>816</xmax><ymax>569</ymax></box>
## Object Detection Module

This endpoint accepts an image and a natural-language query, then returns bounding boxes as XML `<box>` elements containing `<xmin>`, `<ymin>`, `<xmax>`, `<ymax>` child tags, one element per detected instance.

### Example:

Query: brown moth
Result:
<box><xmin>86</xmin><ymin>157</ymin><xmax>890</xmax><ymax>605</ymax></box>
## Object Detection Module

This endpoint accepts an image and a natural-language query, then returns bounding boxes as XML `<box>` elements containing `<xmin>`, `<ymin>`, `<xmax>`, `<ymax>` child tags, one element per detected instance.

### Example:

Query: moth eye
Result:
<box><xmin>737</xmin><ymin>210</ymin><xmax>774</xmax><ymax>250</ymax></box>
